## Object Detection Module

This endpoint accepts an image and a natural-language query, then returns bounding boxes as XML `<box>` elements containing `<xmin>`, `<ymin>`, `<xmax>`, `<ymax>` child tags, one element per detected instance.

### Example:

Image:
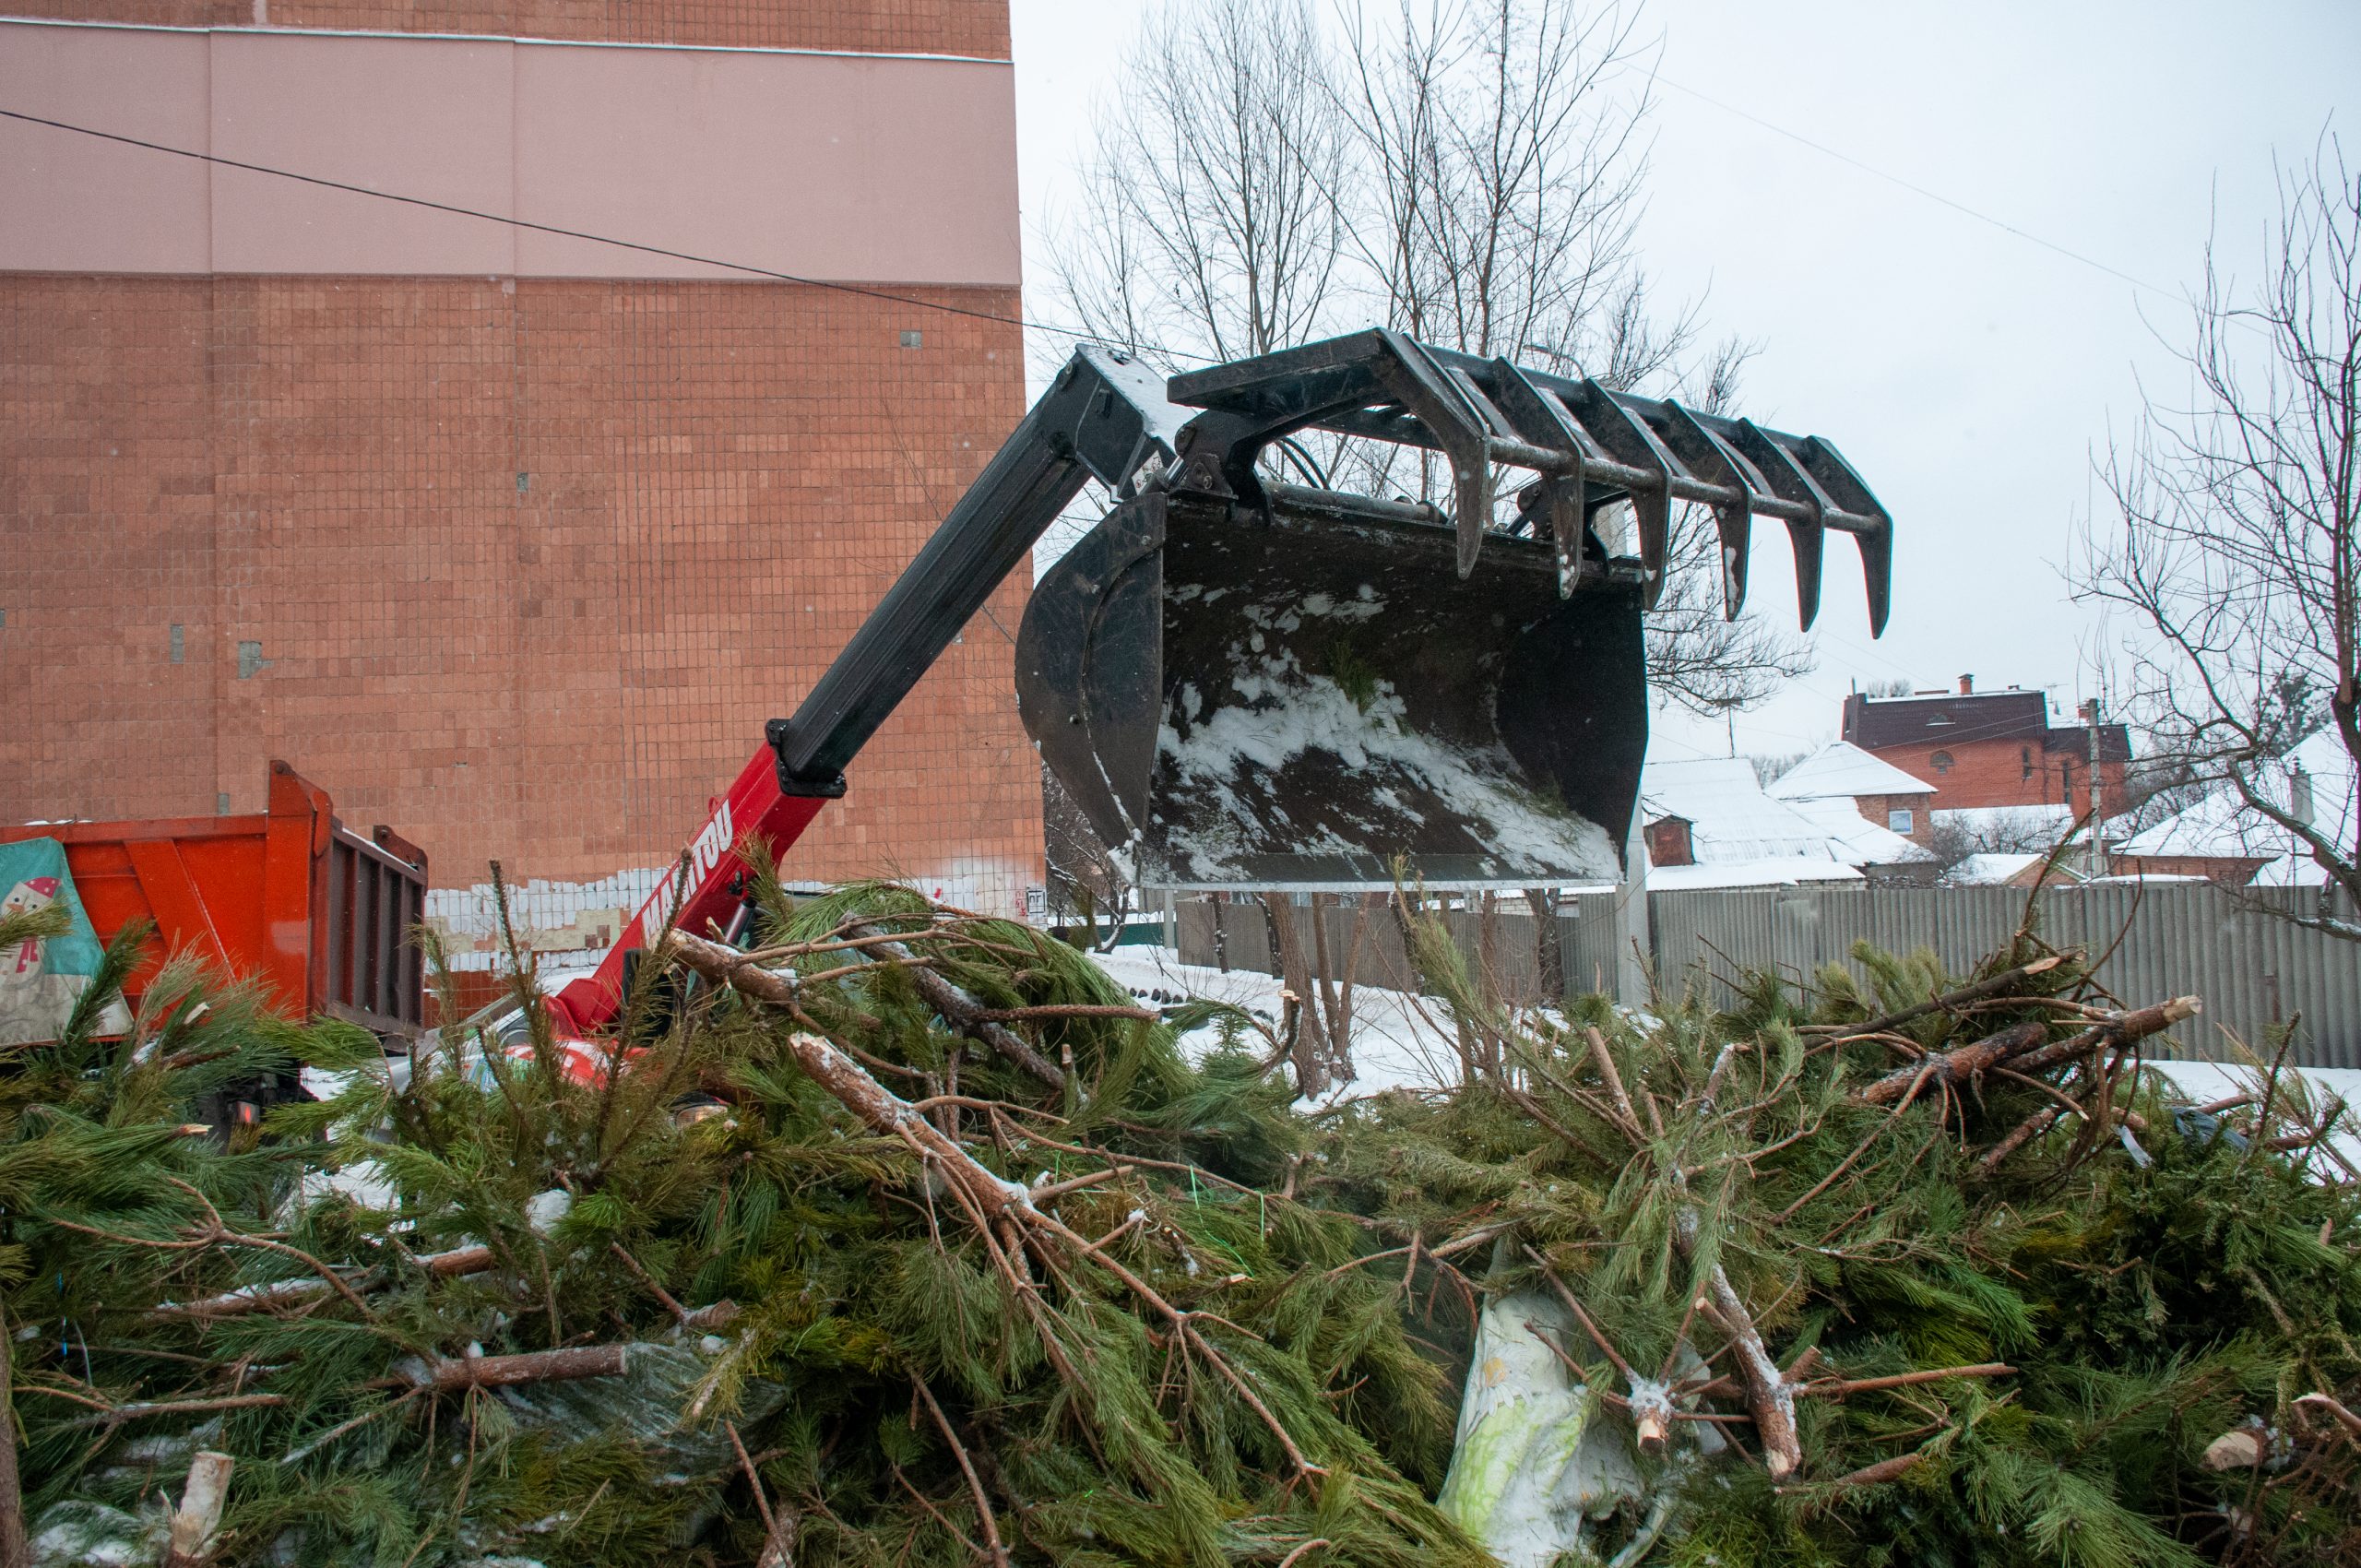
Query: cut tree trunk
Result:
<box><xmin>160</xmin><ymin>1450</ymin><xmax>233</xmax><ymax>1567</ymax></box>
<box><xmin>0</xmin><ymin>1302</ymin><xmax>25</xmax><ymax>1568</ymax></box>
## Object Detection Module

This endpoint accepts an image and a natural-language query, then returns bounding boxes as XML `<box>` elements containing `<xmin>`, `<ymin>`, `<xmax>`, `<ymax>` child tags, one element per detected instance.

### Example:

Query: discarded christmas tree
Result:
<box><xmin>1341</xmin><ymin>911</ymin><xmax>2361</xmax><ymax>1566</ymax></box>
<box><xmin>3</xmin><ymin>879</ymin><xmax>1484</xmax><ymax>1566</ymax></box>
<box><xmin>3</xmin><ymin>875</ymin><xmax>2356</xmax><ymax>1567</ymax></box>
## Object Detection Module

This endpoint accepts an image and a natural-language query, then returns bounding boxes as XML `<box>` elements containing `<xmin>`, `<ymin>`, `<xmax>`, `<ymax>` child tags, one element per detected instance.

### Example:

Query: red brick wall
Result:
<box><xmin>1852</xmin><ymin>792</ymin><xmax>1931</xmax><ymax>846</ymax></box>
<box><xmin>0</xmin><ymin>273</ymin><xmax>1043</xmax><ymax>906</ymax></box>
<box><xmin>1864</xmin><ymin>739</ymin><xmax>2129</xmax><ymax>819</ymax></box>
<box><xmin>3</xmin><ymin>2</ymin><xmax>1010</xmax><ymax>57</ymax></box>
<box><xmin>2113</xmin><ymin>854</ymin><xmax>2268</xmax><ymax>887</ymax></box>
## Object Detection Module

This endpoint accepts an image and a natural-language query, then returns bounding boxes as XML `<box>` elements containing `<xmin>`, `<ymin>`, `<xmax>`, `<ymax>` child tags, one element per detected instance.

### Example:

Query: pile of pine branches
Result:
<box><xmin>2</xmin><ymin>878</ymin><xmax>2356</xmax><ymax>1567</ymax></box>
<box><xmin>1329</xmin><ymin>918</ymin><xmax>2361</xmax><ymax>1566</ymax></box>
<box><xmin>0</xmin><ymin>880</ymin><xmax>1477</xmax><ymax>1568</ymax></box>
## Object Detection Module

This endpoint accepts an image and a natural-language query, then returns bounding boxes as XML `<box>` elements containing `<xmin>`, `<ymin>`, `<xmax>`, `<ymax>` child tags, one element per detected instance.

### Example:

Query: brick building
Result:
<box><xmin>1841</xmin><ymin>678</ymin><xmax>2131</xmax><ymax>821</ymax></box>
<box><xmin>1765</xmin><ymin>741</ymin><xmax>1938</xmax><ymax>848</ymax></box>
<box><xmin>0</xmin><ymin>3</ymin><xmax>1046</xmax><ymax>932</ymax></box>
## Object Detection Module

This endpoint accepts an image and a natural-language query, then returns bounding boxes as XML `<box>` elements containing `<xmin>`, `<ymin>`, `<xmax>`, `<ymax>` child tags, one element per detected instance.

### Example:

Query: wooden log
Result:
<box><xmin>1697</xmin><ymin>1263</ymin><xmax>1803</xmax><ymax>1479</ymax></box>
<box><xmin>2005</xmin><ymin>997</ymin><xmax>2200</xmax><ymax>1077</ymax></box>
<box><xmin>1857</xmin><ymin>1023</ymin><xmax>2044</xmax><ymax>1105</ymax></box>
<box><xmin>417</xmin><ymin>1344</ymin><xmax>629</xmax><ymax>1393</ymax></box>
<box><xmin>150</xmin><ymin>1240</ymin><xmax>494</xmax><ymax>1321</ymax></box>
<box><xmin>0</xmin><ymin>1303</ymin><xmax>24</xmax><ymax>1568</ymax></box>
<box><xmin>1801</xmin><ymin>1362</ymin><xmax>2014</xmax><ymax>1397</ymax></box>
<box><xmin>1804</xmin><ymin>1450</ymin><xmax>1925</xmax><ymax>1491</ymax></box>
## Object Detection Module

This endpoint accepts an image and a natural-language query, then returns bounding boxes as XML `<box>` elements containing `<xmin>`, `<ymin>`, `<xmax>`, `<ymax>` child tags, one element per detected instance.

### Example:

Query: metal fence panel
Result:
<box><xmin>1177</xmin><ymin>883</ymin><xmax>2361</xmax><ymax>1067</ymax></box>
<box><xmin>1649</xmin><ymin>883</ymin><xmax>2361</xmax><ymax>1068</ymax></box>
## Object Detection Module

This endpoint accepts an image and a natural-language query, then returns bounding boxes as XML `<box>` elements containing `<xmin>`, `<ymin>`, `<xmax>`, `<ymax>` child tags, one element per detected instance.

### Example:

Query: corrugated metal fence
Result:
<box><xmin>1177</xmin><ymin>883</ymin><xmax>2361</xmax><ymax>1068</ymax></box>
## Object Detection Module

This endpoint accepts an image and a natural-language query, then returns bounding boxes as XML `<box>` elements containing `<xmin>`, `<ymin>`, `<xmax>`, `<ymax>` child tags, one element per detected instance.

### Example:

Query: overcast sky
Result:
<box><xmin>1008</xmin><ymin>0</ymin><xmax>2361</xmax><ymax>766</ymax></box>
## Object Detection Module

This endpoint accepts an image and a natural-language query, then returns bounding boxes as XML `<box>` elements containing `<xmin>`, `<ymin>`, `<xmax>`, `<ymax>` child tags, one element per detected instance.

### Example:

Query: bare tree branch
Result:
<box><xmin>2075</xmin><ymin>135</ymin><xmax>2361</xmax><ymax>933</ymax></box>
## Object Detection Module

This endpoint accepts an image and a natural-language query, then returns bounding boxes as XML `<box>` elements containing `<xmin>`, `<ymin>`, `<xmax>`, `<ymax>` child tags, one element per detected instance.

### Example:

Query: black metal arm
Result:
<box><xmin>768</xmin><ymin>343</ymin><xmax>1186</xmax><ymax>794</ymax></box>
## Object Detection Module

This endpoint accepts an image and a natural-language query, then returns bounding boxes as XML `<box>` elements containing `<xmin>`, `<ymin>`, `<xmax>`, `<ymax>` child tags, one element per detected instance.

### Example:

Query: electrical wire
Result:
<box><xmin>0</xmin><ymin>104</ymin><xmax>1217</xmax><ymax>362</ymax></box>
<box><xmin>1650</xmin><ymin>73</ymin><xmax>2177</xmax><ymax>302</ymax></box>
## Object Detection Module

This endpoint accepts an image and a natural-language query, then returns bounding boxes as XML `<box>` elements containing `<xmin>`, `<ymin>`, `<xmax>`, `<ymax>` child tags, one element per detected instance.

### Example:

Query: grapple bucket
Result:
<box><xmin>1016</xmin><ymin>330</ymin><xmax>1891</xmax><ymax>891</ymax></box>
<box><xmin>1023</xmin><ymin>487</ymin><xmax>1643</xmax><ymax>886</ymax></box>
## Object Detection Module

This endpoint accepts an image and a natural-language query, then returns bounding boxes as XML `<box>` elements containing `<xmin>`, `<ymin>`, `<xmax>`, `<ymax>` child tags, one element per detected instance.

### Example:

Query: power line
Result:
<box><xmin>0</xmin><ymin>104</ymin><xmax>1211</xmax><ymax>359</ymax></box>
<box><xmin>1650</xmin><ymin>73</ymin><xmax>2178</xmax><ymax>302</ymax></box>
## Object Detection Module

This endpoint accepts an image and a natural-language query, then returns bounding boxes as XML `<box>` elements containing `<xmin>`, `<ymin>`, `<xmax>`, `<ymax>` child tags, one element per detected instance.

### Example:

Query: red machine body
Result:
<box><xmin>543</xmin><ymin>750</ymin><xmax>825</xmax><ymax>1036</ymax></box>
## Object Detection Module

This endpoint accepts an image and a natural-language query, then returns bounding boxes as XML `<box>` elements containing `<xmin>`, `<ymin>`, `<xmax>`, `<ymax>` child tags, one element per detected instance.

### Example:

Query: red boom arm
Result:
<box><xmin>537</xmin><ymin>344</ymin><xmax>1184</xmax><ymax>1039</ymax></box>
<box><xmin>543</xmin><ymin>749</ymin><xmax>826</xmax><ymax>1036</ymax></box>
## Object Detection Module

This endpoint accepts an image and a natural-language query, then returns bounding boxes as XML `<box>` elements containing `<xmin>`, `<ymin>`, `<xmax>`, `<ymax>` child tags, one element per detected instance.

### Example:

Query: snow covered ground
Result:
<box><xmin>1090</xmin><ymin>946</ymin><xmax>1477</xmax><ymax>1104</ymax></box>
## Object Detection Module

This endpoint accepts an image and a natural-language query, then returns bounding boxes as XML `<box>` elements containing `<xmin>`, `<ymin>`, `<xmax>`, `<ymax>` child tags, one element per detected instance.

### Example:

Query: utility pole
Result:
<box><xmin>2082</xmin><ymin>695</ymin><xmax>2106</xmax><ymax>879</ymax></box>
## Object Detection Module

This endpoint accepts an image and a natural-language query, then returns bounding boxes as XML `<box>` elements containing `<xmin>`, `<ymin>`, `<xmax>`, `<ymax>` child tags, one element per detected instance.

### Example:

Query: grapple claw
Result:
<box><xmin>1016</xmin><ymin>331</ymin><xmax>1892</xmax><ymax>889</ymax></box>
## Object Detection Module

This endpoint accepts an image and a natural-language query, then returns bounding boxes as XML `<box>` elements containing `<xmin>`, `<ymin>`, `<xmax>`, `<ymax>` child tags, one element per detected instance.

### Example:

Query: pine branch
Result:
<box><xmin>913</xmin><ymin>1374</ymin><xmax>1011</xmax><ymax>1568</ymax></box>
<box><xmin>663</xmin><ymin>929</ymin><xmax>1328</xmax><ymax>1479</ymax></box>
<box><xmin>1803</xmin><ymin>954</ymin><xmax>2068</xmax><ymax>1039</ymax></box>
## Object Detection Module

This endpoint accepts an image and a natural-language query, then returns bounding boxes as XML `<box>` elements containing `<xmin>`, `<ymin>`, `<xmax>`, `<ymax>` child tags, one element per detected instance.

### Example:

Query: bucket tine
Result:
<box><xmin>1656</xmin><ymin>398</ymin><xmax>1761</xmax><ymax>620</ymax></box>
<box><xmin>1728</xmin><ymin>417</ymin><xmax>1830</xmax><ymax>629</ymax></box>
<box><xmin>1563</xmin><ymin>381</ymin><xmax>1677</xmax><ymax>609</ymax></box>
<box><xmin>1370</xmin><ymin>329</ymin><xmax>1496</xmax><ymax>579</ymax></box>
<box><xmin>1488</xmin><ymin>357</ymin><xmax>1592</xmax><ymax>597</ymax></box>
<box><xmin>1797</xmin><ymin>437</ymin><xmax>1893</xmax><ymax>636</ymax></box>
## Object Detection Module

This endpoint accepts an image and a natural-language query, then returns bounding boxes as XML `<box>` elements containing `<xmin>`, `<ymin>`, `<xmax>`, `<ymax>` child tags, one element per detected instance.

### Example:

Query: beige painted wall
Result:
<box><xmin>0</xmin><ymin>18</ymin><xmax>1021</xmax><ymax>285</ymax></box>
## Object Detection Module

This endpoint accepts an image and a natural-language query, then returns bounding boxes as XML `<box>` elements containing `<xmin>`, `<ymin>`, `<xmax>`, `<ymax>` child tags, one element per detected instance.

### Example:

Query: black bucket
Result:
<box><xmin>1018</xmin><ymin>485</ymin><xmax>1647</xmax><ymax>889</ymax></box>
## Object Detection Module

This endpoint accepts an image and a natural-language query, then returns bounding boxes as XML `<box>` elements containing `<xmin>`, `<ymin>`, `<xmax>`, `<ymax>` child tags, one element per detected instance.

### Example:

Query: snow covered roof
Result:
<box><xmin>1932</xmin><ymin>802</ymin><xmax>2085</xmax><ymax>850</ymax></box>
<box><xmin>1644</xmin><ymin>857</ymin><xmax>1864</xmax><ymax>891</ymax></box>
<box><xmin>1940</xmin><ymin>852</ymin><xmax>2053</xmax><ymax>887</ymax></box>
<box><xmin>1767</xmin><ymin>742</ymin><xmax>1936</xmax><ymax>802</ymax></box>
<box><xmin>1784</xmin><ymin>795</ymin><xmax>1934</xmax><ymax>864</ymax></box>
<box><xmin>1637</xmin><ymin>756</ymin><xmax>1929</xmax><ymax>881</ymax></box>
<box><xmin>2115</xmin><ymin>730</ymin><xmax>2356</xmax><ymax>886</ymax></box>
<box><xmin>1640</xmin><ymin>758</ymin><xmax>1847</xmax><ymax>864</ymax></box>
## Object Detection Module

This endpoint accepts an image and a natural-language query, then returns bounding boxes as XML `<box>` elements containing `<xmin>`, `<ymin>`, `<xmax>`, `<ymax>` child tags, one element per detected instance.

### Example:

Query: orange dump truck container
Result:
<box><xmin>0</xmin><ymin>761</ymin><xmax>428</xmax><ymax>1035</ymax></box>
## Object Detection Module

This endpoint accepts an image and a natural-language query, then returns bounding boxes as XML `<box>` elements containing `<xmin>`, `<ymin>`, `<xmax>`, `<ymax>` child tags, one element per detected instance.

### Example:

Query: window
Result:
<box><xmin>2021</xmin><ymin>745</ymin><xmax>2034</xmax><ymax>781</ymax></box>
<box><xmin>1929</xmin><ymin>750</ymin><xmax>1953</xmax><ymax>774</ymax></box>
<box><xmin>1887</xmin><ymin>808</ymin><xmax>1915</xmax><ymax>835</ymax></box>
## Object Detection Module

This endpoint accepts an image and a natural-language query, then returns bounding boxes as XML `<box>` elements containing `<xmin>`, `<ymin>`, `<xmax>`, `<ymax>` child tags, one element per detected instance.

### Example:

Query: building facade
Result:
<box><xmin>0</xmin><ymin>3</ymin><xmax>1046</xmax><ymax>938</ymax></box>
<box><xmin>1840</xmin><ymin>678</ymin><xmax>2130</xmax><ymax>820</ymax></box>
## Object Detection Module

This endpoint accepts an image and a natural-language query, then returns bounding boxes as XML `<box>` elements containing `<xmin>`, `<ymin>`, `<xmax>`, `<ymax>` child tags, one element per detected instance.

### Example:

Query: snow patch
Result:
<box><xmin>1154</xmin><ymin>636</ymin><xmax>1616</xmax><ymax>885</ymax></box>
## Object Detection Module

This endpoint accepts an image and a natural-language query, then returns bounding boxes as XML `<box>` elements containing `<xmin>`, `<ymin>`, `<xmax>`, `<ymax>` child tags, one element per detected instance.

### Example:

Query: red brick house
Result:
<box><xmin>0</xmin><ymin>2</ymin><xmax>1042</xmax><ymax>920</ymax></box>
<box><xmin>1841</xmin><ymin>678</ymin><xmax>2130</xmax><ymax>820</ymax></box>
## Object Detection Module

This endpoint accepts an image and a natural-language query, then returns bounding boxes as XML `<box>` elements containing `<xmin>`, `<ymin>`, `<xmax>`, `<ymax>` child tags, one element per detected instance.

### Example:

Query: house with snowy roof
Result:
<box><xmin>1637</xmin><ymin>755</ymin><xmax>1927</xmax><ymax>890</ymax></box>
<box><xmin>2113</xmin><ymin>731</ymin><xmax>2357</xmax><ymax>887</ymax></box>
<box><xmin>1840</xmin><ymin>676</ymin><xmax>2132</xmax><ymax>819</ymax></box>
<box><xmin>1767</xmin><ymin>742</ymin><xmax>1940</xmax><ymax>857</ymax></box>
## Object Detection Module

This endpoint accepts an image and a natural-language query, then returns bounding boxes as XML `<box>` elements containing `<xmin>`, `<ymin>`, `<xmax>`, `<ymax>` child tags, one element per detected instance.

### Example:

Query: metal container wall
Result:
<box><xmin>0</xmin><ymin>761</ymin><xmax>427</xmax><ymax>1036</ymax></box>
<box><xmin>323</xmin><ymin>821</ymin><xmax>429</xmax><ymax>1033</ymax></box>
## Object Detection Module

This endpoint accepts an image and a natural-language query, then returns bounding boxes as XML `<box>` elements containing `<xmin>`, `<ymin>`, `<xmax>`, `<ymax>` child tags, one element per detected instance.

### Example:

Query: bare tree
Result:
<box><xmin>2077</xmin><ymin>139</ymin><xmax>2361</xmax><ymax>935</ymax></box>
<box><xmin>1042</xmin><ymin>0</ymin><xmax>1815</xmax><ymax>713</ymax></box>
<box><xmin>1341</xmin><ymin>0</ymin><xmax>1667</xmax><ymax>373</ymax></box>
<box><xmin>1048</xmin><ymin>0</ymin><xmax>1347</xmax><ymax>364</ymax></box>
